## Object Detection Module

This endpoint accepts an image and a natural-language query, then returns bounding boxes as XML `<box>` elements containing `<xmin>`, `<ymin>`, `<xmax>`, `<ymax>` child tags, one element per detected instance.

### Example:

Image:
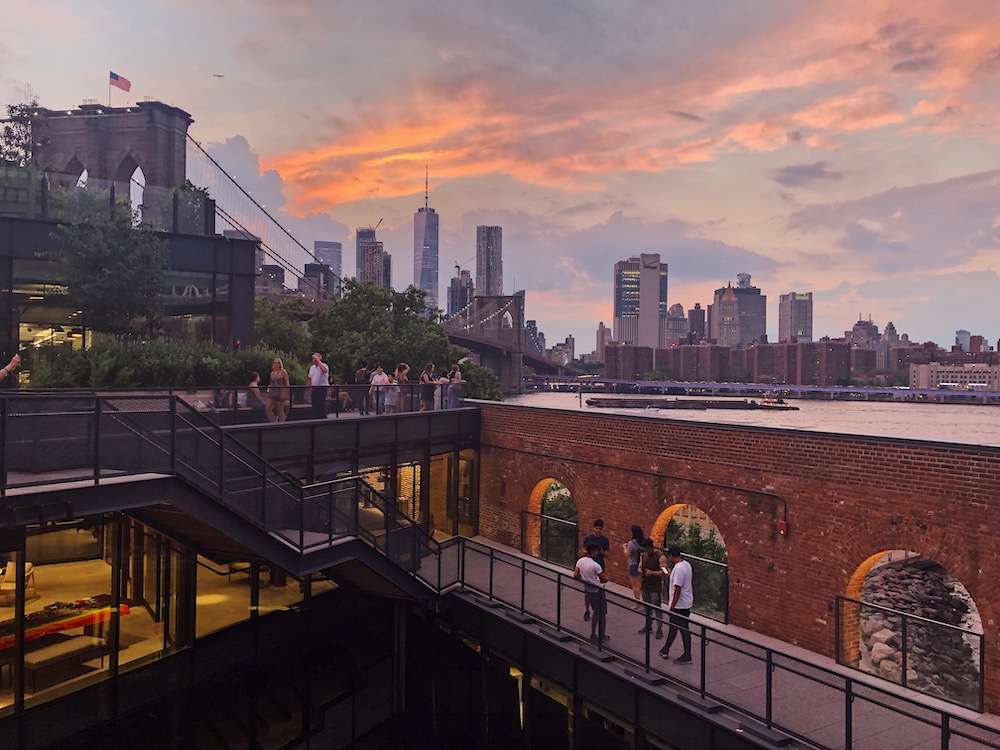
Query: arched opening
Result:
<box><xmin>501</xmin><ymin>311</ymin><xmax>514</xmax><ymax>329</ymax></box>
<box><xmin>841</xmin><ymin>550</ymin><xmax>983</xmax><ymax>709</ymax></box>
<box><xmin>650</xmin><ymin>503</ymin><xmax>728</xmax><ymax>622</ymax></box>
<box><xmin>128</xmin><ymin>165</ymin><xmax>145</xmax><ymax>221</ymax></box>
<box><xmin>524</xmin><ymin>478</ymin><xmax>578</xmax><ymax>567</ymax></box>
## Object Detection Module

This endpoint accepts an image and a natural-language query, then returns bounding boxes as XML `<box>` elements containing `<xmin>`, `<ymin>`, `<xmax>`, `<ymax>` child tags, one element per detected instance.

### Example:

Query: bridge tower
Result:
<box><xmin>470</xmin><ymin>294</ymin><xmax>524</xmax><ymax>395</ymax></box>
<box><xmin>33</xmin><ymin>101</ymin><xmax>193</xmax><ymax>188</ymax></box>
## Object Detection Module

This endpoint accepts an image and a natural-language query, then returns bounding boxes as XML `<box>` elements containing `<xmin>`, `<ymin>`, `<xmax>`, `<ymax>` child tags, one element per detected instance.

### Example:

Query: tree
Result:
<box><xmin>254</xmin><ymin>296</ymin><xmax>309</xmax><ymax>360</ymax></box>
<box><xmin>54</xmin><ymin>207</ymin><xmax>168</xmax><ymax>335</ymax></box>
<box><xmin>1</xmin><ymin>97</ymin><xmax>39</xmax><ymax>164</ymax></box>
<box><xmin>308</xmin><ymin>280</ymin><xmax>463</xmax><ymax>383</ymax></box>
<box><xmin>459</xmin><ymin>361</ymin><xmax>503</xmax><ymax>401</ymax></box>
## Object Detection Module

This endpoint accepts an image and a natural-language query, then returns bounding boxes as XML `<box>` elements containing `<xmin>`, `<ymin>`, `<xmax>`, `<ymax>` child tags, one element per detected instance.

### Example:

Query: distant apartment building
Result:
<box><xmin>613</xmin><ymin>254</ymin><xmax>668</xmax><ymax>348</ymax></box>
<box><xmin>778</xmin><ymin>292</ymin><xmax>813</xmax><ymax>343</ymax></box>
<box><xmin>298</xmin><ymin>262</ymin><xmax>337</xmax><ymax>300</ymax></box>
<box><xmin>525</xmin><ymin>320</ymin><xmax>544</xmax><ymax>355</ymax></box>
<box><xmin>605</xmin><ymin>343</ymin><xmax>654</xmax><ymax>380</ymax></box>
<box><xmin>688</xmin><ymin>303</ymin><xmax>706</xmax><ymax>342</ymax></box>
<box><xmin>355</xmin><ymin>227</ymin><xmax>376</xmax><ymax>280</ymax></box>
<box><xmin>414</xmin><ymin>175</ymin><xmax>439</xmax><ymax>310</ymax></box>
<box><xmin>910</xmin><ymin>363</ymin><xmax>1000</xmax><ymax>390</ymax></box>
<box><xmin>596</xmin><ymin>322</ymin><xmax>611</xmax><ymax>362</ymax></box>
<box><xmin>955</xmin><ymin>329</ymin><xmax>972</xmax><ymax>352</ymax></box>
<box><xmin>314</xmin><ymin>240</ymin><xmax>343</xmax><ymax>295</ymax></box>
<box><xmin>548</xmin><ymin>336</ymin><xmax>575</xmax><ymax>366</ymax></box>
<box><xmin>708</xmin><ymin>273</ymin><xmax>765</xmax><ymax>347</ymax></box>
<box><xmin>476</xmin><ymin>226</ymin><xmax>503</xmax><ymax>296</ymax></box>
<box><xmin>664</xmin><ymin>303</ymin><xmax>688</xmax><ymax>344</ymax></box>
<box><xmin>359</xmin><ymin>237</ymin><xmax>391</xmax><ymax>289</ymax></box>
<box><xmin>448</xmin><ymin>268</ymin><xmax>474</xmax><ymax>318</ymax></box>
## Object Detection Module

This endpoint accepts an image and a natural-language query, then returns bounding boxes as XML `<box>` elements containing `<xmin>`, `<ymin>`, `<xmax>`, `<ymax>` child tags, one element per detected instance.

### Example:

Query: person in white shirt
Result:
<box><xmin>574</xmin><ymin>543</ymin><xmax>609</xmax><ymax>644</ymax></box>
<box><xmin>369</xmin><ymin>362</ymin><xmax>390</xmax><ymax>414</ymax></box>
<box><xmin>307</xmin><ymin>352</ymin><xmax>330</xmax><ymax>419</ymax></box>
<box><xmin>383</xmin><ymin>373</ymin><xmax>401</xmax><ymax>414</ymax></box>
<box><xmin>659</xmin><ymin>545</ymin><xmax>694</xmax><ymax>663</ymax></box>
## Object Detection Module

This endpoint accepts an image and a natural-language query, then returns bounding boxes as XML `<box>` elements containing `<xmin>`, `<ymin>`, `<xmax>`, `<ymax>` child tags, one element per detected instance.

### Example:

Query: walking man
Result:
<box><xmin>355</xmin><ymin>362</ymin><xmax>371</xmax><ymax>415</ymax></box>
<box><xmin>581</xmin><ymin>519</ymin><xmax>610</xmax><ymax>622</ymax></box>
<box><xmin>574</xmin><ymin>543</ymin><xmax>609</xmax><ymax>644</ymax></box>
<box><xmin>638</xmin><ymin>539</ymin><xmax>666</xmax><ymax>639</ymax></box>
<box><xmin>659</xmin><ymin>545</ymin><xmax>694</xmax><ymax>663</ymax></box>
<box><xmin>307</xmin><ymin>352</ymin><xmax>330</xmax><ymax>419</ymax></box>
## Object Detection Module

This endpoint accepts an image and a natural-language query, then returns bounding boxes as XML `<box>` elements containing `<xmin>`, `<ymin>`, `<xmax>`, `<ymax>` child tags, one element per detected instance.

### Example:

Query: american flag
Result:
<box><xmin>109</xmin><ymin>71</ymin><xmax>131</xmax><ymax>92</ymax></box>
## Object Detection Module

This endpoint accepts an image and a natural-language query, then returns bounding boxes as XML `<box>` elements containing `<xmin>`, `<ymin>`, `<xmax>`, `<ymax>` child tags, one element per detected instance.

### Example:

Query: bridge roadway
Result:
<box><xmin>525</xmin><ymin>375</ymin><xmax>1000</xmax><ymax>404</ymax></box>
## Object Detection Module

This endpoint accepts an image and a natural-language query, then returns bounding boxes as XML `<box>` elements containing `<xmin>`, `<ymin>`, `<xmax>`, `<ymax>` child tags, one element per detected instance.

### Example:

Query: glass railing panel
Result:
<box><xmin>395</xmin><ymin>415</ymin><xmax>429</xmax><ymax>443</ymax></box>
<box><xmin>430</xmin><ymin>412</ymin><xmax>460</xmax><ymax>438</ymax></box>
<box><xmin>702</xmin><ymin>631</ymin><xmax>766</xmax><ymax>714</ymax></box>
<box><xmin>520</xmin><ymin>558</ymin><xmax>563</xmax><ymax>625</ymax></box>
<box><xmin>770</xmin><ymin>656</ymin><xmax>846</xmax><ymax>749</ymax></box>
<box><xmin>687</xmin><ymin>554</ymin><xmax>728</xmax><ymax>623</ymax></box>
<box><xmin>312</xmin><ymin>421</ymin><xmax>360</xmax><ymax>454</ymax></box>
<box><xmin>850</xmin><ymin>682</ymin><xmax>942</xmax><ymax>749</ymax></box>
<box><xmin>358</xmin><ymin>419</ymin><xmax>396</xmax><ymax>447</ymax></box>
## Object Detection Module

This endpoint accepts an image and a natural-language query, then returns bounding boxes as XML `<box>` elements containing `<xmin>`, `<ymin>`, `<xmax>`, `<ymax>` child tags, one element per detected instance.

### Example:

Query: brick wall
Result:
<box><xmin>477</xmin><ymin>402</ymin><xmax>1000</xmax><ymax>711</ymax></box>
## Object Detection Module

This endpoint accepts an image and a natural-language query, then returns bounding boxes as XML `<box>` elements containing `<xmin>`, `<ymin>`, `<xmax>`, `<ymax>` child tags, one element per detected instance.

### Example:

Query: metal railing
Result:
<box><xmin>836</xmin><ymin>595</ymin><xmax>984</xmax><ymax>712</ymax></box>
<box><xmin>0</xmin><ymin>393</ymin><xmax>458</xmax><ymax>592</ymax></box>
<box><xmin>2</xmin><ymin>394</ymin><xmax>998</xmax><ymax>748</ymax></box>
<box><xmin>454</xmin><ymin>541</ymin><xmax>999</xmax><ymax>750</ymax></box>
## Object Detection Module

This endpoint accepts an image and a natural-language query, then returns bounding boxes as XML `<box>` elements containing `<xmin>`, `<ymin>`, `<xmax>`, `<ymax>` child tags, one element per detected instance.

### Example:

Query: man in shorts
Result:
<box><xmin>574</xmin><ymin>543</ymin><xmax>609</xmax><ymax>644</ymax></box>
<box><xmin>581</xmin><ymin>519</ymin><xmax>610</xmax><ymax>622</ymax></box>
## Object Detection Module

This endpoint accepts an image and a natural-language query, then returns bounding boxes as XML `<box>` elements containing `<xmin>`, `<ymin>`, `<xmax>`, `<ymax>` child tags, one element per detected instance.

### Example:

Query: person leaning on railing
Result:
<box><xmin>0</xmin><ymin>354</ymin><xmax>21</xmax><ymax>383</ymax></box>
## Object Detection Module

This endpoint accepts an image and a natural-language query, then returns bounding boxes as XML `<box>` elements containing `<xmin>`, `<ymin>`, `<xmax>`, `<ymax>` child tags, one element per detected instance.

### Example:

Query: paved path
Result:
<box><xmin>456</xmin><ymin>538</ymin><xmax>1000</xmax><ymax>750</ymax></box>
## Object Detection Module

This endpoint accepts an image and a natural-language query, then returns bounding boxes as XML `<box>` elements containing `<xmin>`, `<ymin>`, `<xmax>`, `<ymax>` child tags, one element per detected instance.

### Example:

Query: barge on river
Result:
<box><xmin>585</xmin><ymin>396</ymin><xmax>799</xmax><ymax>411</ymax></box>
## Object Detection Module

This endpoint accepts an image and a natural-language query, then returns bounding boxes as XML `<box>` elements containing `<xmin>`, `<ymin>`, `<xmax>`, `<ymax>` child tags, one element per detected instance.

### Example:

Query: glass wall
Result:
<box><xmin>0</xmin><ymin>513</ymin><xmax>338</xmax><ymax>715</ymax></box>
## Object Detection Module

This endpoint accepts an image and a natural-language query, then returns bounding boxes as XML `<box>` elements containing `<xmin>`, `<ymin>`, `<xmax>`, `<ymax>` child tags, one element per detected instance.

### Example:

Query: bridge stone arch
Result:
<box><xmin>34</xmin><ymin>101</ymin><xmax>192</xmax><ymax>188</ymax></box>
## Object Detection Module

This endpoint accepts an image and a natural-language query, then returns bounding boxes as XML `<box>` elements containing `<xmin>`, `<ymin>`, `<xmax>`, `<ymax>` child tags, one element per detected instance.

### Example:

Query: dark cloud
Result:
<box><xmin>891</xmin><ymin>57</ymin><xmax>937</xmax><ymax>73</ymax></box>
<box><xmin>788</xmin><ymin>170</ymin><xmax>1000</xmax><ymax>273</ymax></box>
<box><xmin>771</xmin><ymin>161</ymin><xmax>844</xmax><ymax>187</ymax></box>
<box><xmin>670</xmin><ymin>110</ymin><xmax>706</xmax><ymax>123</ymax></box>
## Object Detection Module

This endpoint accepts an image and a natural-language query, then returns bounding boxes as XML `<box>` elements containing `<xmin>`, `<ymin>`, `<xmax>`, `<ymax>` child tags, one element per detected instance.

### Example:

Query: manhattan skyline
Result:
<box><xmin>3</xmin><ymin>1</ymin><xmax>999</xmax><ymax>347</ymax></box>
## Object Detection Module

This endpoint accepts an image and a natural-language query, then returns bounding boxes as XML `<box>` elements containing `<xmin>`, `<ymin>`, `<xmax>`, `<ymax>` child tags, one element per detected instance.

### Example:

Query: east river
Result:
<box><xmin>503</xmin><ymin>391</ymin><xmax>1000</xmax><ymax>448</ymax></box>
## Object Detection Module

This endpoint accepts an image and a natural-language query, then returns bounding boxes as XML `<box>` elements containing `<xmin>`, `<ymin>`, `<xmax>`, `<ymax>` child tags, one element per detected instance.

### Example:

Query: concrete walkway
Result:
<box><xmin>461</xmin><ymin>537</ymin><xmax>1000</xmax><ymax>750</ymax></box>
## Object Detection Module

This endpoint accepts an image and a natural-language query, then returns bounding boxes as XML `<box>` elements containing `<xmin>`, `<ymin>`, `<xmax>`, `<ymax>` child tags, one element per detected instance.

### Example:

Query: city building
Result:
<box><xmin>665</xmin><ymin>303</ymin><xmax>688</xmax><ymax>344</ymax></box>
<box><xmin>612</xmin><ymin>254</ymin><xmax>668</xmax><ymax>348</ymax></box>
<box><xmin>708</xmin><ymin>273</ymin><xmax>766</xmax><ymax>347</ymax></box>
<box><xmin>604</xmin><ymin>342</ymin><xmax>654</xmax><ymax>380</ymax></box>
<box><xmin>355</xmin><ymin>226</ymin><xmax>376</xmax><ymax>280</ymax></box>
<box><xmin>447</xmin><ymin>268</ymin><xmax>474</xmax><ymax>319</ymax></box>
<box><xmin>413</xmin><ymin>169</ymin><xmax>439</xmax><ymax>310</ymax></box>
<box><xmin>688</xmin><ymin>302</ymin><xmax>706</xmax><ymax>342</ymax></box>
<box><xmin>845</xmin><ymin>316</ymin><xmax>880</xmax><ymax>348</ymax></box>
<box><xmin>525</xmin><ymin>320</ymin><xmax>544</xmax><ymax>355</ymax></box>
<box><xmin>596</xmin><ymin>321</ymin><xmax>611</xmax><ymax>362</ymax></box>
<box><xmin>314</xmin><ymin>240</ymin><xmax>342</xmax><ymax>295</ymax></box>
<box><xmin>298</xmin><ymin>262</ymin><xmax>336</xmax><ymax>300</ymax></box>
<box><xmin>910</xmin><ymin>363</ymin><xmax>1000</xmax><ymax>390</ymax></box>
<box><xmin>779</xmin><ymin>291</ymin><xmax>813</xmax><ymax>343</ymax></box>
<box><xmin>475</xmin><ymin>226</ymin><xmax>503</xmax><ymax>296</ymax></box>
<box><xmin>956</xmin><ymin>330</ymin><xmax>972</xmax><ymax>352</ymax></box>
<box><xmin>358</xmin><ymin>236</ymin><xmax>390</xmax><ymax>288</ymax></box>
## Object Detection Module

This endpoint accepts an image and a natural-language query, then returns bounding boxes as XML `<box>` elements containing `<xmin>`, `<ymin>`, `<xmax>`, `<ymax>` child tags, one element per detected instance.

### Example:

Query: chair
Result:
<box><xmin>0</xmin><ymin>561</ymin><xmax>38</xmax><ymax>605</ymax></box>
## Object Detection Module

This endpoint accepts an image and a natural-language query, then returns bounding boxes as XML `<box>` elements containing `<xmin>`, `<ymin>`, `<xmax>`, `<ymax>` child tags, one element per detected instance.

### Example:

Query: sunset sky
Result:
<box><xmin>4</xmin><ymin>0</ymin><xmax>1000</xmax><ymax>350</ymax></box>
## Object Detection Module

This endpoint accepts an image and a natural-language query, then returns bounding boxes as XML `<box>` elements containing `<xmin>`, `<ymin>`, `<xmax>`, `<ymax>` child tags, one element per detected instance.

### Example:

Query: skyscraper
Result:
<box><xmin>314</xmin><ymin>240</ymin><xmax>343</xmax><ymax>295</ymax></box>
<box><xmin>778</xmin><ymin>292</ymin><xmax>813</xmax><ymax>343</ymax></box>
<box><xmin>476</xmin><ymin>226</ymin><xmax>503</xmax><ymax>296</ymax></box>
<box><xmin>448</xmin><ymin>268</ymin><xmax>474</xmax><ymax>317</ymax></box>
<box><xmin>708</xmin><ymin>273</ymin><xmax>766</xmax><ymax>347</ymax></box>
<box><xmin>688</xmin><ymin>303</ymin><xmax>706</xmax><ymax>342</ymax></box>
<box><xmin>612</xmin><ymin>254</ymin><xmax>668</xmax><ymax>348</ymax></box>
<box><xmin>359</xmin><ymin>237</ymin><xmax>391</xmax><ymax>288</ymax></box>
<box><xmin>355</xmin><ymin>227</ymin><xmax>375</xmax><ymax>280</ymax></box>
<box><xmin>413</xmin><ymin>168</ymin><xmax>440</xmax><ymax>310</ymax></box>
